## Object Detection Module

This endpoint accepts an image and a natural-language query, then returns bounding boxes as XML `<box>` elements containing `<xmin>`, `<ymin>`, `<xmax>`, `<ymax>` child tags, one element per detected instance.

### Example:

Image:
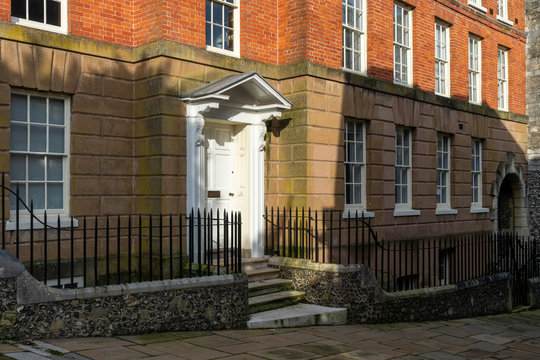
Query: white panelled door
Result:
<box><xmin>204</xmin><ymin>122</ymin><xmax>234</xmax><ymax>213</ymax></box>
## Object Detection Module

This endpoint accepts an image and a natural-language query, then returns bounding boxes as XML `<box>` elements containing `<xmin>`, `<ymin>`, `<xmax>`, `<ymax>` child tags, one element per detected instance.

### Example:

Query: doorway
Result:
<box><xmin>203</xmin><ymin>122</ymin><xmax>235</xmax><ymax>213</ymax></box>
<box><xmin>498</xmin><ymin>176</ymin><xmax>514</xmax><ymax>231</ymax></box>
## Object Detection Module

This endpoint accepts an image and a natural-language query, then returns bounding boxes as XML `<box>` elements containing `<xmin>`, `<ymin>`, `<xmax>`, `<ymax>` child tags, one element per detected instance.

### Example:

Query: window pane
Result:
<box><xmin>30</xmin><ymin>96</ymin><xmax>46</xmax><ymax>123</ymax></box>
<box><xmin>47</xmin><ymin>156</ymin><xmax>63</xmax><ymax>181</ymax></box>
<box><xmin>47</xmin><ymin>183</ymin><xmax>63</xmax><ymax>209</ymax></box>
<box><xmin>353</xmin><ymin>164</ymin><xmax>361</xmax><ymax>183</ymax></box>
<box><xmin>46</xmin><ymin>0</ymin><xmax>60</xmax><ymax>26</ymax></box>
<box><xmin>49</xmin><ymin>98</ymin><xmax>64</xmax><ymax>125</ymax></box>
<box><xmin>10</xmin><ymin>155</ymin><xmax>26</xmax><ymax>181</ymax></box>
<box><xmin>356</xmin><ymin>143</ymin><xmax>363</xmax><ymax>162</ymax></box>
<box><xmin>29</xmin><ymin>0</ymin><xmax>45</xmax><ymax>23</ymax></box>
<box><xmin>354</xmin><ymin>184</ymin><xmax>362</xmax><ymax>204</ymax></box>
<box><xmin>11</xmin><ymin>94</ymin><xmax>27</xmax><ymax>122</ymax></box>
<box><xmin>345</xmin><ymin>165</ymin><xmax>351</xmax><ymax>183</ymax></box>
<box><xmin>10</xmin><ymin>123</ymin><xmax>28</xmax><ymax>151</ymax></box>
<box><xmin>206</xmin><ymin>23</ymin><xmax>211</xmax><ymax>46</ymax></box>
<box><xmin>213</xmin><ymin>2</ymin><xmax>222</xmax><ymax>24</ymax></box>
<box><xmin>224</xmin><ymin>28</ymin><xmax>231</xmax><ymax>50</ymax></box>
<box><xmin>28</xmin><ymin>183</ymin><xmax>45</xmax><ymax>209</ymax></box>
<box><xmin>213</xmin><ymin>24</ymin><xmax>223</xmax><ymax>48</ymax></box>
<box><xmin>206</xmin><ymin>0</ymin><xmax>211</xmax><ymax>21</ymax></box>
<box><xmin>347</xmin><ymin>143</ymin><xmax>355</xmax><ymax>162</ymax></box>
<box><xmin>49</xmin><ymin>126</ymin><xmax>65</xmax><ymax>153</ymax></box>
<box><xmin>346</xmin><ymin>184</ymin><xmax>353</xmax><ymax>204</ymax></box>
<box><xmin>30</xmin><ymin>125</ymin><xmax>46</xmax><ymax>152</ymax></box>
<box><xmin>9</xmin><ymin>184</ymin><xmax>26</xmax><ymax>210</ymax></box>
<box><xmin>224</xmin><ymin>5</ymin><xmax>232</xmax><ymax>27</ymax></box>
<box><xmin>12</xmin><ymin>0</ymin><xmax>26</xmax><ymax>18</ymax></box>
<box><xmin>28</xmin><ymin>156</ymin><xmax>45</xmax><ymax>181</ymax></box>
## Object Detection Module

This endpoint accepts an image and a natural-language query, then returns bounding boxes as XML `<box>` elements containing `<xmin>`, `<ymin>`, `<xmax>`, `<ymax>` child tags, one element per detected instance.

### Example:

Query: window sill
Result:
<box><xmin>468</xmin><ymin>2</ymin><xmax>487</xmax><ymax>13</ymax></box>
<box><xmin>342</xmin><ymin>68</ymin><xmax>368</xmax><ymax>77</ymax></box>
<box><xmin>206</xmin><ymin>45</ymin><xmax>240</xmax><ymax>58</ymax></box>
<box><xmin>470</xmin><ymin>207</ymin><xmax>489</xmax><ymax>214</ymax></box>
<box><xmin>342</xmin><ymin>210</ymin><xmax>375</xmax><ymax>219</ymax></box>
<box><xmin>496</xmin><ymin>16</ymin><xmax>513</xmax><ymax>27</ymax></box>
<box><xmin>5</xmin><ymin>217</ymin><xmax>78</xmax><ymax>231</ymax></box>
<box><xmin>393</xmin><ymin>209</ymin><xmax>421</xmax><ymax>217</ymax></box>
<box><xmin>435</xmin><ymin>208</ymin><xmax>458</xmax><ymax>215</ymax></box>
<box><xmin>435</xmin><ymin>91</ymin><xmax>450</xmax><ymax>98</ymax></box>
<box><xmin>12</xmin><ymin>18</ymin><xmax>67</xmax><ymax>34</ymax></box>
<box><xmin>393</xmin><ymin>79</ymin><xmax>413</xmax><ymax>88</ymax></box>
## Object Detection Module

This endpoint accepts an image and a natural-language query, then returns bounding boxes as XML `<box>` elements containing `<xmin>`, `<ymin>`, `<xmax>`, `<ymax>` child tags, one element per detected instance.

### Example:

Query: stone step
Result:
<box><xmin>248</xmin><ymin>290</ymin><xmax>305</xmax><ymax>314</ymax></box>
<box><xmin>242</xmin><ymin>257</ymin><xmax>270</xmax><ymax>272</ymax></box>
<box><xmin>248</xmin><ymin>304</ymin><xmax>348</xmax><ymax>329</ymax></box>
<box><xmin>248</xmin><ymin>278</ymin><xmax>293</xmax><ymax>297</ymax></box>
<box><xmin>244</xmin><ymin>267</ymin><xmax>280</xmax><ymax>282</ymax></box>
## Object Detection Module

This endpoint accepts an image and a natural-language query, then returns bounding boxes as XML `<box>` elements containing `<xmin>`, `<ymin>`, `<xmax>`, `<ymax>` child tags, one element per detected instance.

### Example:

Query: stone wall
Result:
<box><xmin>269</xmin><ymin>257</ymin><xmax>512</xmax><ymax>323</ymax></box>
<box><xmin>0</xmin><ymin>251</ymin><xmax>248</xmax><ymax>340</ymax></box>
<box><xmin>527</xmin><ymin>0</ymin><xmax>540</xmax><ymax>238</ymax></box>
<box><xmin>529</xmin><ymin>277</ymin><xmax>540</xmax><ymax>309</ymax></box>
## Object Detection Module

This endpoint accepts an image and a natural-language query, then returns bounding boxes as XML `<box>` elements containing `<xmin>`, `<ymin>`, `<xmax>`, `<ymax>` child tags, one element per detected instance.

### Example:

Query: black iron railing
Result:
<box><xmin>1</xmin><ymin>172</ymin><xmax>242</xmax><ymax>288</ymax></box>
<box><xmin>264</xmin><ymin>206</ymin><xmax>539</xmax><ymax>305</ymax></box>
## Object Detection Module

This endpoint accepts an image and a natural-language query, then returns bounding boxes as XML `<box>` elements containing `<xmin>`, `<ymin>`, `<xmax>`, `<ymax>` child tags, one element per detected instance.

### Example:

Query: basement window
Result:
<box><xmin>11</xmin><ymin>0</ymin><xmax>67</xmax><ymax>34</ymax></box>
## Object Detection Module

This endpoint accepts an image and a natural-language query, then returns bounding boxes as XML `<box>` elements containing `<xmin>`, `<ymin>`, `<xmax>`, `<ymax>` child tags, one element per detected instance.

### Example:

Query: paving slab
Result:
<box><xmin>0</xmin><ymin>345</ymin><xmax>23</xmax><ymax>355</ymax></box>
<box><xmin>250</xmin><ymin>347</ymin><xmax>318</xmax><ymax>360</ymax></box>
<box><xmin>23</xmin><ymin>310</ymin><xmax>540</xmax><ymax>360</ymax></box>
<box><xmin>44</xmin><ymin>338</ymin><xmax>132</xmax><ymax>352</ymax></box>
<box><xmin>76</xmin><ymin>345</ymin><xmax>148</xmax><ymax>360</ymax></box>
<box><xmin>248</xmin><ymin>304</ymin><xmax>347</xmax><ymax>329</ymax></box>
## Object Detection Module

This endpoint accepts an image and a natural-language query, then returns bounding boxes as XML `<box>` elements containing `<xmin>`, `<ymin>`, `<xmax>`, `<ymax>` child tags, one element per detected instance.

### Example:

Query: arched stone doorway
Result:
<box><xmin>491</xmin><ymin>153</ymin><xmax>528</xmax><ymax>235</ymax></box>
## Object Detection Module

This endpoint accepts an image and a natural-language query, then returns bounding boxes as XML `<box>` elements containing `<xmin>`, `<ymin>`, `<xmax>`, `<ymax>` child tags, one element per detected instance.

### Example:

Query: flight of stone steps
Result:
<box><xmin>242</xmin><ymin>257</ymin><xmax>347</xmax><ymax>329</ymax></box>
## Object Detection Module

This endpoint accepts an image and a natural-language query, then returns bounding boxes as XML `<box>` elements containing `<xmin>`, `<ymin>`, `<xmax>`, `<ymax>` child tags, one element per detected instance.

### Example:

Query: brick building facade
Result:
<box><xmin>0</xmin><ymin>0</ymin><xmax>528</xmax><ymax>257</ymax></box>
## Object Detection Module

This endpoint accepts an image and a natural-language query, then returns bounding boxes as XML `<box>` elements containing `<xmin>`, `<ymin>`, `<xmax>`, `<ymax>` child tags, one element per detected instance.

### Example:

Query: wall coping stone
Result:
<box><xmin>268</xmin><ymin>256</ymin><xmax>364</xmax><ymax>274</ymax></box>
<box><xmin>0</xmin><ymin>249</ymin><xmax>246</xmax><ymax>305</ymax></box>
<box><xmin>271</xmin><ymin>255</ymin><xmax>510</xmax><ymax>299</ymax></box>
<box><xmin>0</xmin><ymin>250</ymin><xmax>26</xmax><ymax>278</ymax></box>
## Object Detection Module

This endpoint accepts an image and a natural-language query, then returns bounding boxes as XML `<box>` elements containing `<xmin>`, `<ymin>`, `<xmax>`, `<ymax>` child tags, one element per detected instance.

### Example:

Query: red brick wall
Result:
<box><xmin>242</xmin><ymin>0</ymin><xmax>278</xmax><ymax>63</ymax></box>
<box><xmin>70</xmin><ymin>0</ymin><xmax>133</xmax><ymax>46</ymax></box>
<box><xmin>278</xmin><ymin>0</ymin><xmax>341</xmax><ymax>67</ymax></box>
<box><xmin>0</xmin><ymin>0</ymin><xmax>526</xmax><ymax>114</ymax></box>
<box><xmin>366</xmin><ymin>0</ymin><xmax>526</xmax><ymax>114</ymax></box>
<box><xmin>0</xmin><ymin>0</ymin><xmax>9</xmax><ymax>21</ymax></box>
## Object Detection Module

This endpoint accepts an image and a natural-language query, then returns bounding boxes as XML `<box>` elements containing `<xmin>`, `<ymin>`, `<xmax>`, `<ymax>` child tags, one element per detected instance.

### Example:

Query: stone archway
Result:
<box><xmin>491</xmin><ymin>153</ymin><xmax>528</xmax><ymax>235</ymax></box>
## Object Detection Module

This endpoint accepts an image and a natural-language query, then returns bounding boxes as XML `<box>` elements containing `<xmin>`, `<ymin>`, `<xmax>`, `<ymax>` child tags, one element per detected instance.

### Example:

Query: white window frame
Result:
<box><xmin>468</xmin><ymin>36</ymin><xmax>481</xmax><ymax>105</ymax></box>
<box><xmin>394</xmin><ymin>127</ymin><xmax>419</xmax><ymax>217</ymax></box>
<box><xmin>8</xmin><ymin>91</ymin><xmax>71</xmax><ymax>228</ymax></box>
<box><xmin>205</xmin><ymin>0</ymin><xmax>240</xmax><ymax>57</ymax></box>
<box><xmin>468</xmin><ymin>0</ymin><xmax>487</xmax><ymax>13</ymax></box>
<box><xmin>342</xmin><ymin>0</ymin><xmax>367</xmax><ymax>74</ymax></box>
<box><xmin>436</xmin><ymin>133</ymin><xmax>457</xmax><ymax>215</ymax></box>
<box><xmin>11</xmin><ymin>0</ymin><xmax>68</xmax><ymax>34</ymax></box>
<box><xmin>393</xmin><ymin>3</ymin><xmax>412</xmax><ymax>87</ymax></box>
<box><xmin>471</xmin><ymin>139</ymin><xmax>482</xmax><ymax>207</ymax></box>
<box><xmin>344</xmin><ymin>121</ymin><xmax>367</xmax><ymax>215</ymax></box>
<box><xmin>435</xmin><ymin>21</ymin><xmax>450</xmax><ymax>97</ymax></box>
<box><xmin>498</xmin><ymin>47</ymin><xmax>509</xmax><ymax>111</ymax></box>
<box><xmin>497</xmin><ymin>0</ymin><xmax>509</xmax><ymax>22</ymax></box>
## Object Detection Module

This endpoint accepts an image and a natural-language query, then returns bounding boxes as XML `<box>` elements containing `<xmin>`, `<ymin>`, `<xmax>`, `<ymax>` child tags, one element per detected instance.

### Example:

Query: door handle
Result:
<box><xmin>229</xmin><ymin>193</ymin><xmax>234</xmax><ymax>197</ymax></box>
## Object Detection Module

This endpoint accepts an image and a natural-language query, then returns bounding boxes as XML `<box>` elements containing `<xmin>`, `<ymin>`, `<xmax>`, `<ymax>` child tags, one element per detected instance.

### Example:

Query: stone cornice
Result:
<box><xmin>0</xmin><ymin>22</ymin><xmax>527</xmax><ymax>124</ymax></box>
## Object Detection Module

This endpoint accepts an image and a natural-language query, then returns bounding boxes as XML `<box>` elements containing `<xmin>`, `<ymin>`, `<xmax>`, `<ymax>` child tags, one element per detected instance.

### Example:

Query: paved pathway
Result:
<box><xmin>1</xmin><ymin>310</ymin><xmax>540</xmax><ymax>360</ymax></box>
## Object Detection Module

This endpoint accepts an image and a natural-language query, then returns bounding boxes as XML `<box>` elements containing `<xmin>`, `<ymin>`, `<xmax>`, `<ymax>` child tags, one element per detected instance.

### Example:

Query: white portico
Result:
<box><xmin>182</xmin><ymin>72</ymin><xmax>291</xmax><ymax>258</ymax></box>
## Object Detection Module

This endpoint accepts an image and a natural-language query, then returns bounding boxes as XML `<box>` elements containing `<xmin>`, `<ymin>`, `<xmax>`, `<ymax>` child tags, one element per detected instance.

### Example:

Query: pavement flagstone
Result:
<box><xmin>0</xmin><ymin>310</ymin><xmax>539</xmax><ymax>359</ymax></box>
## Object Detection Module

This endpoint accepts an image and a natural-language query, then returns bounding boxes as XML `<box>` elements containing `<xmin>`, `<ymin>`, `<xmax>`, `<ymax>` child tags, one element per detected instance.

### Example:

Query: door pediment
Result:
<box><xmin>182</xmin><ymin>71</ymin><xmax>291</xmax><ymax>116</ymax></box>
